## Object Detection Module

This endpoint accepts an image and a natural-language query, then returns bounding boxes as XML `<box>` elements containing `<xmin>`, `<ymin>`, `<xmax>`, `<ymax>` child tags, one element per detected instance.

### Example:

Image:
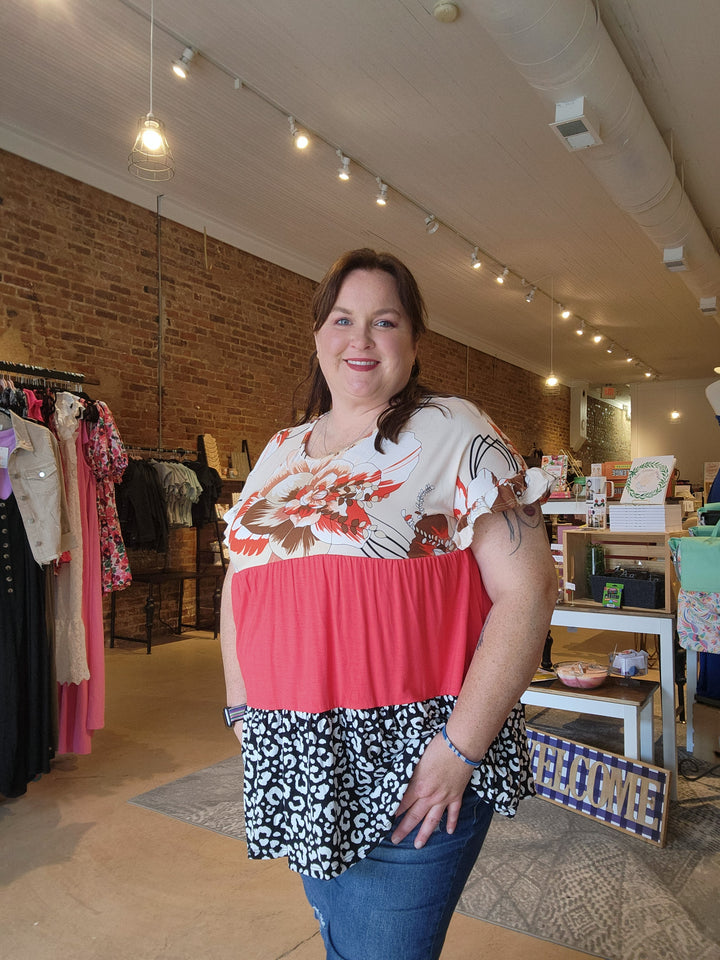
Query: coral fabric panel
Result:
<box><xmin>232</xmin><ymin>549</ymin><xmax>491</xmax><ymax>712</ymax></box>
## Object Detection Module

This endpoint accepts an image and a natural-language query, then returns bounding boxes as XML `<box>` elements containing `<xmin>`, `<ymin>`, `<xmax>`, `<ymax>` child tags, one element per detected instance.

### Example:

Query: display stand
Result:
<box><xmin>550</xmin><ymin>605</ymin><xmax>678</xmax><ymax>797</ymax></box>
<box><xmin>522</xmin><ymin>676</ymin><xmax>659</xmax><ymax>763</ymax></box>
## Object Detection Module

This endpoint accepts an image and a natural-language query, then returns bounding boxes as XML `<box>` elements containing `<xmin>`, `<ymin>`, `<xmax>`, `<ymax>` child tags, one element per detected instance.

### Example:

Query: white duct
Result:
<box><xmin>475</xmin><ymin>0</ymin><xmax>720</xmax><ymax>306</ymax></box>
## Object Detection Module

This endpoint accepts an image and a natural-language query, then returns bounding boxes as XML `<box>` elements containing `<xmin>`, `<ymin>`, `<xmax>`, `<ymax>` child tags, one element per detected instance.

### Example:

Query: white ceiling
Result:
<box><xmin>2</xmin><ymin>0</ymin><xmax>719</xmax><ymax>390</ymax></box>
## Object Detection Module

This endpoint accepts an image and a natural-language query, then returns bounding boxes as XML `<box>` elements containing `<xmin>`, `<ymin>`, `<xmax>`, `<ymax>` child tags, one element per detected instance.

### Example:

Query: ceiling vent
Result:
<box><xmin>663</xmin><ymin>245</ymin><xmax>688</xmax><ymax>272</ymax></box>
<box><xmin>550</xmin><ymin>97</ymin><xmax>602</xmax><ymax>151</ymax></box>
<box><xmin>700</xmin><ymin>297</ymin><xmax>718</xmax><ymax>316</ymax></box>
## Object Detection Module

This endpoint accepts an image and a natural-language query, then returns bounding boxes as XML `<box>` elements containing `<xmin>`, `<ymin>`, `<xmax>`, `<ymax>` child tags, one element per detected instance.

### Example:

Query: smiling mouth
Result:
<box><xmin>345</xmin><ymin>359</ymin><xmax>379</xmax><ymax>369</ymax></box>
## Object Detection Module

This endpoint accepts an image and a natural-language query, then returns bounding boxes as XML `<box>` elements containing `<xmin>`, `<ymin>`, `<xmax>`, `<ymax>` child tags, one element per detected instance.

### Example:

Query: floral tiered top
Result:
<box><xmin>224</xmin><ymin>397</ymin><xmax>552</xmax><ymax>879</ymax></box>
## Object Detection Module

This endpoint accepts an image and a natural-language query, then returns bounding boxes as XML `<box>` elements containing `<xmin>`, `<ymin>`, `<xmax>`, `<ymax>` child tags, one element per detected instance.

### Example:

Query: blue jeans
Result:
<box><xmin>301</xmin><ymin>788</ymin><xmax>493</xmax><ymax>960</ymax></box>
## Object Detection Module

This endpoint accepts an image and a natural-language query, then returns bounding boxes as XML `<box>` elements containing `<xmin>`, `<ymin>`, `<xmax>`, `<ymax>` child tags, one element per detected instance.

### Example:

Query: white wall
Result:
<box><xmin>629</xmin><ymin>378</ymin><xmax>719</xmax><ymax>485</ymax></box>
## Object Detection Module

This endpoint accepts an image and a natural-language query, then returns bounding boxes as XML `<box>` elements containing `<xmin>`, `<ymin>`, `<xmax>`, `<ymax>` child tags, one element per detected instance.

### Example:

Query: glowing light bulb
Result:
<box><xmin>670</xmin><ymin>410</ymin><xmax>681</xmax><ymax>420</ymax></box>
<box><xmin>546</xmin><ymin>374</ymin><xmax>559</xmax><ymax>386</ymax></box>
<box><xmin>141</xmin><ymin>123</ymin><xmax>163</xmax><ymax>152</ymax></box>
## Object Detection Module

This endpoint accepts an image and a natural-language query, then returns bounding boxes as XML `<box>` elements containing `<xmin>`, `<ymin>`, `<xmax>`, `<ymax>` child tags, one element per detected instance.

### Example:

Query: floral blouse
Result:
<box><xmin>224</xmin><ymin>397</ymin><xmax>552</xmax><ymax>879</ymax></box>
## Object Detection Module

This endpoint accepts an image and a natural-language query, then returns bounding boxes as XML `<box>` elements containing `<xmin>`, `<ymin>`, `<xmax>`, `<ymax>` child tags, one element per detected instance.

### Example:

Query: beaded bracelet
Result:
<box><xmin>441</xmin><ymin>723</ymin><xmax>482</xmax><ymax>768</ymax></box>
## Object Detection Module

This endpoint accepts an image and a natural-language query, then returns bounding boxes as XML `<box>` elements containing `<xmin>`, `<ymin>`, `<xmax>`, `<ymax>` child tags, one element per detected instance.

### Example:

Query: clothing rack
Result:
<box><xmin>125</xmin><ymin>445</ymin><xmax>194</xmax><ymax>457</ymax></box>
<box><xmin>0</xmin><ymin>360</ymin><xmax>99</xmax><ymax>387</ymax></box>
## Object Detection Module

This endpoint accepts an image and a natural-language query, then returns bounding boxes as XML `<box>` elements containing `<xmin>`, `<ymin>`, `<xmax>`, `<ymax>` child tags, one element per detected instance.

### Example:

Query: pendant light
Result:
<box><xmin>545</xmin><ymin>278</ymin><xmax>558</xmax><ymax>386</ymax></box>
<box><xmin>129</xmin><ymin>0</ymin><xmax>175</xmax><ymax>181</ymax></box>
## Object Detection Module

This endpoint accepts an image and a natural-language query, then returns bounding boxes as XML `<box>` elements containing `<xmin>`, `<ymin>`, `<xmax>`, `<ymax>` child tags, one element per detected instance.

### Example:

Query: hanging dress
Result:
<box><xmin>52</xmin><ymin>393</ymin><xmax>89</xmax><ymax>684</ymax></box>
<box><xmin>0</xmin><ymin>424</ymin><xmax>54</xmax><ymax>797</ymax></box>
<box><xmin>56</xmin><ymin>420</ymin><xmax>106</xmax><ymax>754</ymax></box>
<box><xmin>85</xmin><ymin>401</ymin><xmax>131</xmax><ymax>593</ymax></box>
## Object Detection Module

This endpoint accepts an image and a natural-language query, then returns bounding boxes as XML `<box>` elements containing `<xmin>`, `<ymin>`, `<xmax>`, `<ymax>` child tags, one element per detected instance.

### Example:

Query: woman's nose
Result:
<box><xmin>351</xmin><ymin>324</ymin><xmax>374</xmax><ymax>347</ymax></box>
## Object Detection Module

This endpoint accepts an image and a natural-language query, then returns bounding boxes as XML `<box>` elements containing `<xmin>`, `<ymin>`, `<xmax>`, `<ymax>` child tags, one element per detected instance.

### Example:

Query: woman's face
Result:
<box><xmin>314</xmin><ymin>269</ymin><xmax>418</xmax><ymax>411</ymax></box>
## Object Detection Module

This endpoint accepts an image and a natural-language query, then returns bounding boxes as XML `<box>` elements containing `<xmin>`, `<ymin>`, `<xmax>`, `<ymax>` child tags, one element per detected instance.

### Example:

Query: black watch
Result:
<box><xmin>223</xmin><ymin>704</ymin><xmax>247</xmax><ymax>727</ymax></box>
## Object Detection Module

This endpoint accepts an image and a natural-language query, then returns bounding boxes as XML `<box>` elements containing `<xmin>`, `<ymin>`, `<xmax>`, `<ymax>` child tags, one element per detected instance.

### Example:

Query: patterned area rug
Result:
<box><xmin>130</xmin><ymin>714</ymin><xmax>720</xmax><ymax>960</ymax></box>
<box><xmin>459</xmin><ymin>709</ymin><xmax>720</xmax><ymax>960</ymax></box>
<box><xmin>130</xmin><ymin>755</ymin><xmax>246</xmax><ymax>840</ymax></box>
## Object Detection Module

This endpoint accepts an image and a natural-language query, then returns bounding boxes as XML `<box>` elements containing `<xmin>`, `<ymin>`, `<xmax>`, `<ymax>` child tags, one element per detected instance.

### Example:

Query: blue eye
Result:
<box><xmin>375</xmin><ymin>319</ymin><xmax>397</xmax><ymax>328</ymax></box>
<box><xmin>334</xmin><ymin>317</ymin><xmax>351</xmax><ymax>326</ymax></box>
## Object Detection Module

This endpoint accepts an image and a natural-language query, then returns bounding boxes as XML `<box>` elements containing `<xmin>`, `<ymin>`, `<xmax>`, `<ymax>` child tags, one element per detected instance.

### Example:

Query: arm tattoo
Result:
<box><xmin>501</xmin><ymin>503</ymin><xmax>542</xmax><ymax>556</ymax></box>
<box><xmin>476</xmin><ymin>612</ymin><xmax>492</xmax><ymax>650</ymax></box>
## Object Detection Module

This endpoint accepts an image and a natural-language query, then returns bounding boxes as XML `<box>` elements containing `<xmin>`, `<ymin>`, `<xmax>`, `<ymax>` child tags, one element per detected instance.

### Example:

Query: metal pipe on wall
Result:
<box><xmin>475</xmin><ymin>0</ymin><xmax>720</xmax><ymax>307</ymax></box>
<box><xmin>156</xmin><ymin>194</ymin><xmax>164</xmax><ymax>451</ymax></box>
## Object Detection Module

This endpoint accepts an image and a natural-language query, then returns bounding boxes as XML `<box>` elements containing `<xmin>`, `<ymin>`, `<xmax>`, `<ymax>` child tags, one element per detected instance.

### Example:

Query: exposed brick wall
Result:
<box><xmin>582</xmin><ymin>396</ymin><xmax>631</xmax><ymax>471</ymax></box>
<box><xmin>1</xmin><ymin>149</ymin><xmax>571</xmax><ymax>637</ymax></box>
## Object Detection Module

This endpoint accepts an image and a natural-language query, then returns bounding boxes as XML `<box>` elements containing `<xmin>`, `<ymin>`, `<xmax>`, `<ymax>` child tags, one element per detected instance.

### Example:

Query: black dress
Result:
<box><xmin>0</xmin><ymin>493</ymin><xmax>54</xmax><ymax>798</ymax></box>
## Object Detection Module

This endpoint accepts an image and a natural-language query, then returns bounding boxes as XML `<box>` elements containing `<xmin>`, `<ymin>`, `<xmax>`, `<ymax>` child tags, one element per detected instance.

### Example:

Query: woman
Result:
<box><xmin>220</xmin><ymin>248</ymin><xmax>557</xmax><ymax>960</ymax></box>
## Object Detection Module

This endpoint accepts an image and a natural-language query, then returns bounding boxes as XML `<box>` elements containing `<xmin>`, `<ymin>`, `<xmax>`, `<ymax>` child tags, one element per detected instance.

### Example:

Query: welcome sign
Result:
<box><xmin>526</xmin><ymin>727</ymin><xmax>671</xmax><ymax>846</ymax></box>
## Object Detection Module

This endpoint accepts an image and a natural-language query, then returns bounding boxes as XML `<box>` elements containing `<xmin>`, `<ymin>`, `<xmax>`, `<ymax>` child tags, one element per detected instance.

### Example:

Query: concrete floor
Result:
<box><xmin>1</xmin><ymin>629</ymin><xmax>605</xmax><ymax>960</ymax></box>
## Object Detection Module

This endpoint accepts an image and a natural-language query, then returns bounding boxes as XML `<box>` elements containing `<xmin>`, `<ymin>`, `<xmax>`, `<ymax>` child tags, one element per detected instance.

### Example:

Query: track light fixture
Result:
<box><xmin>470</xmin><ymin>247</ymin><xmax>482</xmax><ymax>270</ymax></box>
<box><xmin>172</xmin><ymin>46</ymin><xmax>195</xmax><ymax>79</ymax></box>
<box><xmin>496</xmin><ymin>266</ymin><xmax>509</xmax><ymax>284</ymax></box>
<box><xmin>525</xmin><ymin>286</ymin><xmax>536</xmax><ymax>303</ymax></box>
<box><xmin>626</xmin><ymin>355</ymin><xmax>634</xmax><ymax>362</ymax></box>
<box><xmin>645</xmin><ymin>371</ymin><xmax>652</xmax><ymax>378</ymax></box>
<box><xmin>425</xmin><ymin>215</ymin><xmax>439</xmax><ymax>235</ymax></box>
<box><xmin>606</xmin><ymin>343</ymin><xmax>614</xmax><ymax>354</ymax></box>
<box><xmin>336</xmin><ymin>150</ymin><xmax>350</xmax><ymax>180</ymax></box>
<box><xmin>593</xmin><ymin>333</ymin><xmax>603</xmax><ymax>344</ymax></box>
<box><xmin>575</xmin><ymin>320</ymin><xmax>584</xmax><ymax>336</ymax></box>
<box><xmin>560</xmin><ymin>306</ymin><xmax>571</xmax><ymax>319</ymax></box>
<box><xmin>289</xmin><ymin>117</ymin><xmax>309</xmax><ymax>149</ymax></box>
<box><xmin>375</xmin><ymin>178</ymin><xmax>388</xmax><ymax>206</ymax></box>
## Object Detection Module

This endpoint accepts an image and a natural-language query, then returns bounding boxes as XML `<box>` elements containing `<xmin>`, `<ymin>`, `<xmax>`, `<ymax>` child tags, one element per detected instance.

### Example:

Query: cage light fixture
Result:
<box><xmin>470</xmin><ymin>247</ymin><xmax>482</xmax><ymax>270</ymax></box>
<box><xmin>545</xmin><ymin>279</ymin><xmax>558</xmax><ymax>386</ymax></box>
<box><xmin>128</xmin><ymin>0</ymin><xmax>174</xmax><ymax>181</ymax></box>
<box><xmin>496</xmin><ymin>266</ymin><xmax>509</xmax><ymax>284</ymax></box>
<box><xmin>172</xmin><ymin>46</ymin><xmax>195</xmax><ymax>79</ymax></box>
<box><xmin>375</xmin><ymin>178</ymin><xmax>388</xmax><ymax>206</ymax></box>
<box><xmin>289</xmin><ymin>116</ymin><xmax>309</xmax><ymax>149</ymax></box>
<box><xmin>336</xmin><ymin>150</ymin><xmax>350</xmax><ymax>180</ymax></box>
<box><xmin>425</xmin><ymin>214</ymin><xmax>439</xmax><ymax>235</ymax></box>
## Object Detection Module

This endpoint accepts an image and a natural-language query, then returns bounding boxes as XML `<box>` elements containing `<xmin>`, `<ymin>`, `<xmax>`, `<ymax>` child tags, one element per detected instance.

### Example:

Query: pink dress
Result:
<box><xmin>56</xmin><ymin>422</ymin><xmax>105</xmax><ymax>754</ymax></box>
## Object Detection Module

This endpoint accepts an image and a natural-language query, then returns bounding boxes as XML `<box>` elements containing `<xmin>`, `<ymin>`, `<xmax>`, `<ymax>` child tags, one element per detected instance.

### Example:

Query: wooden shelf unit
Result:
<box><xmin>561</xmin><ymin>528</ymin><xmax>688</xmax><ymax>613</ymax></box>
<box><xmin>195</xmin><ymin>478</ymin><xmax>245</xmax><ymax>624</ymax></box>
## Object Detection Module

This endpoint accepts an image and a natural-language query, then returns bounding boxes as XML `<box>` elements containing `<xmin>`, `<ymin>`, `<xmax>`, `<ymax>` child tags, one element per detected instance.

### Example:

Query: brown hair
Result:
<box><xmin>296</xmin><ymin>248</ymin><xmax>438</xmax><ymax>449</ymax></box>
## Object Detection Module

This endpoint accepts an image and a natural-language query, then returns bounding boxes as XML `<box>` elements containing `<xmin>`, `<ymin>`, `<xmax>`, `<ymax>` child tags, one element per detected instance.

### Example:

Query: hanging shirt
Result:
<box><xmin>1</xmin><ymin>409</ymin><xmax>74</xmax><ymax>565</ymax></box>
<box><xmin>224</xmin><ymin>397</ymin><xmax>553</xmax><ymax>879</ymax></box>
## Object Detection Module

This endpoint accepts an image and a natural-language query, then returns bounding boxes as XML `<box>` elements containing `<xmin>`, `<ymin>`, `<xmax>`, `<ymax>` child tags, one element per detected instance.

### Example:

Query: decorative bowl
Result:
<box><xmin>555</xmin><ymin>660</ymin><xmax>609</xmax><ymax>689</ymax></box>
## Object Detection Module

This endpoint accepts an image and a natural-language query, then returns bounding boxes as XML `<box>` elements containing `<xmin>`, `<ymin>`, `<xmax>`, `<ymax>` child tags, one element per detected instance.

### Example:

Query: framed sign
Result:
<box><xmin>526</xmin><ymin>727</ymin><xmax>671</xmax><ymax>846</ymax></box>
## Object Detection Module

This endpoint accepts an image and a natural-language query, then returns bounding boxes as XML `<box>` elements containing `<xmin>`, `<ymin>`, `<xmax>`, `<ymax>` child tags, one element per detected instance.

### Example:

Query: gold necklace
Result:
<box><xmin>317</xmin><ymin>412</ymin><xmax>379</xmax><ymax>457</ymax></box>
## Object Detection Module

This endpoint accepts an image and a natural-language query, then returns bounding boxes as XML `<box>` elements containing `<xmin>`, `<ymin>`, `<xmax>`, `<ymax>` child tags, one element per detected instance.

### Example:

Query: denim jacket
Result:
<box><xmin>4</xmin><ymin>409</ymin><xmax>74</xmax><ymax>565</ymax></box>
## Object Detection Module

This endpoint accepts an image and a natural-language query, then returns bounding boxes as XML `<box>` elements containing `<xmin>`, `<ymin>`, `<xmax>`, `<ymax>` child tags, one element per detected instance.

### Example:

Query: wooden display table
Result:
<box><xmin>551</xmin><ymin>605</ymin><xmax>677</xmax><ymax>796</ymax></box>
<box><xmin>522</xmin><ymin>676</ymin><xmax>659</xmax><ymax>764</ymax></box>
<box><xmin>110</xmin><ymin>569</ymin><xmax>222</xmax><ymax>654</ymax></box>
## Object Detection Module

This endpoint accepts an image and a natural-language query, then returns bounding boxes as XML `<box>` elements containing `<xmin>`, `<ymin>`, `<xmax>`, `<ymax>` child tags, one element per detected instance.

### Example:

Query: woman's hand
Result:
<box><xmin>391</xmin><ymin>732</ymin><xmax>474</xmax><ymax>848</ymax></box>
